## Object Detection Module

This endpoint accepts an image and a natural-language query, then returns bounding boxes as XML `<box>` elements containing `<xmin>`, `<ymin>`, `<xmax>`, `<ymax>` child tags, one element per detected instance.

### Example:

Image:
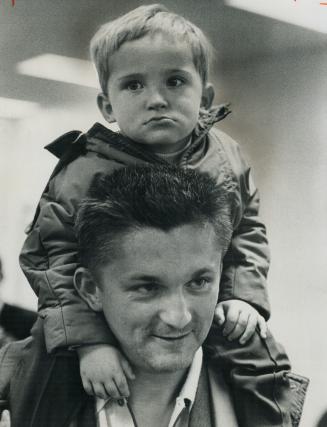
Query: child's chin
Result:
<box><xmin>145</xmin><ymin>134</ymin><xmax>188</xmax><ymax>150</ymax></box>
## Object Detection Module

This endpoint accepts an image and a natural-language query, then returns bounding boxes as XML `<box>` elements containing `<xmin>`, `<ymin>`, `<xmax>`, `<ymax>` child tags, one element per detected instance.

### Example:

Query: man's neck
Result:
<box><xmin>128</xmin><ymin>368</ymin><xmax>187</xmax><ymax>427</ymax></box>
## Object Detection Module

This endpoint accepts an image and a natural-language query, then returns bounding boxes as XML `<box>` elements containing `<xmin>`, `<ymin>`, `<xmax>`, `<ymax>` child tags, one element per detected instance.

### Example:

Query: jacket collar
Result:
<box><xmin>44</xmin><ymin>103</ymin><xmax>230</xmax><ymax>166</ymax></box>
<box><xmin>84</xmin><ymin>103</ymin><xmax>231</xmax><ymax>167</ymax></box>
<box><xmin>194</xmin><ymin>104</ymin><xmax>231</xmax><ymax>138</ymax></box>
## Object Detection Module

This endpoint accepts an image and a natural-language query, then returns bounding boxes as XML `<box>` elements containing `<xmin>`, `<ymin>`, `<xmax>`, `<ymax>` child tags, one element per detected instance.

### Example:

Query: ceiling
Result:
<box><xmin>1</xmin><ymin>0</ymin><xmax>326</xmax><ymax>108</ymax></box>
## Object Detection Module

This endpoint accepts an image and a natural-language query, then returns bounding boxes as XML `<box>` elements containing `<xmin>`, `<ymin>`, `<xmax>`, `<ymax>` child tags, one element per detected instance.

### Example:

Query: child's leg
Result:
<box><xmin>205</xmin><ymin>323</ymin><xmax>292</xmax><ymax>427</ymax></box>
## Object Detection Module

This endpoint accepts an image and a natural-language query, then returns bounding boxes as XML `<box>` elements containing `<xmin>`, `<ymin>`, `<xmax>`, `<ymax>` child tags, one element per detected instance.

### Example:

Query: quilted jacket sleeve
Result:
<box><xmin>217</xmin><ymin>134</ymin><xmax>271</xmax><ymax>319</ymax></box>
<box><xmin>20</xmin><ymin>152</ymin><xmax>121</xmax><ymax>352</ymax></box>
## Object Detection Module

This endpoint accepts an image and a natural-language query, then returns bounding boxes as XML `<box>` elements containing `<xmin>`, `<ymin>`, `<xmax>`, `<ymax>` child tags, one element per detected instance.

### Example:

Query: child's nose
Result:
<box><xmin>146</xmin><ymin>88</ymin><xmax>168</xmax><ymax>110</ymax></box>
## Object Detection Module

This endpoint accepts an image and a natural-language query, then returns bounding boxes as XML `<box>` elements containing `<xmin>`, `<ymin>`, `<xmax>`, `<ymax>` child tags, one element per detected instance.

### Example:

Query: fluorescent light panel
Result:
<box><xmin>17</xmin><ymin>54</ymin><xmax>99</xmax><ymax>89</ymax></box>
<box><xmin>0</xmin><ymin>97</ymin><xmax>39</xmax><ymax>119</ymax></box>
<box><xmin>225</xmin><ymin>0</ymin><xmax>327</xmax><ymax>34</ymax></box>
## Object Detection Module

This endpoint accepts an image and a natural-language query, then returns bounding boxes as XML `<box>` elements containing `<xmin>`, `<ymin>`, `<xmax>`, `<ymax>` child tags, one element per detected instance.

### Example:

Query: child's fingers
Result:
<box><xmin>121</xmin><ymin>358</ymin><xmax>135</xmax><ymax>381</ymax></box>
<box><xmin>82</xmin><ymin>379</ymin><xmax>93</xmax><ymax>396</ymax></box>
<box><xmin>92</xmin><ymin>382</ymin><xmax>111</xmax><ymax>400</ymax></box>
<box><xmin>214</xmin><ymin>305</ymin><xmax>225</xmax><ymax>326</ymax></box>
<box><xmin>226</xmin><ymin>311</ymin><xmax>249</xmax><ymax>341</ymax></box>
<box><xmin>103</xmin><ymin>381</ymin><xmax>122</xmax><ymax>400</ymax></box>
<box><xmin>0</xmin><ymin>410</ymin><xmax>10</xmax><ymax>427</ymax></box>
<box><xmin>239</xmin><ymin>313</ymin><xmax>257</xmax><ymax>344</ymax></box>
<box><xmin>113</xmin><ymin>373</ymin><xmax>130</xmax><ymax>398</ymax></box>
<box><xmin>222</xmin><ymin>308</ymin><xmax>239</xmax><ymax>336</ymax></box>
<box><xmin>257</xmin><ymin>315</ymin><xmax>267</xmax><ymax>339</ymax></box>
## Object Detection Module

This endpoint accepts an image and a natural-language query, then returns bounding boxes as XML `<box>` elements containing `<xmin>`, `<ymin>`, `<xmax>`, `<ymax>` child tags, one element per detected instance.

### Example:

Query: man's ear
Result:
<box><xmin>97</xmin><ymin>93</ymin><xmax>116</xmax><ymax>123</ymax></box>
<box><xmin>74</xmin><ymin>267</ymin><xmax>102</xmax><ymax>312</ymax></box>
<box><xmin>201</xmin><ymin>83</ymin><xmax>215</xmax><ymax>110</ymax></box>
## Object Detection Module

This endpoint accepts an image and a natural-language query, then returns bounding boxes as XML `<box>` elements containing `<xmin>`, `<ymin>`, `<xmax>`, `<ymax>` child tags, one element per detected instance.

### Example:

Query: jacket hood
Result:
<box><xmin>86</xmin><ymin>103</ymin><xmax>231</xmax><ymax>166</ymax></box>
<box><xmin>45</xmin><ymin>104</ymin><xmax>231</xmax><ymax>167</ymax></box>
<box><xmin>195</xmin><ymin>104</ymin><xmax>231</xmax><ymax>138</ymax></box>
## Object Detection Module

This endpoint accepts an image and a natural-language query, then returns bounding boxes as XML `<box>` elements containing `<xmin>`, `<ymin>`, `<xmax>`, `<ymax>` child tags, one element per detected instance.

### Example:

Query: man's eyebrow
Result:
<box><xmin>123</xmin><ymin>267</ymin><xmax>217</xmax><ymax>286</ymax></box>
<box><xmin>126</xmin><ymin>274</ymin><xmax>159</xmax><ymax>282</ymax></box>
<box><xmin>190</xmin><ymin>267</ymin><xmax>216</xmax><ymax>278</ymax></box>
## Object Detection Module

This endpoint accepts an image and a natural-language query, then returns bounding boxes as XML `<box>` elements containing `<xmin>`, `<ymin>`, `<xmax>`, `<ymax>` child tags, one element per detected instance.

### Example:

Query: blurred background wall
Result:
<box><xmin>0</xmin><ymin>0</ymin><xmax>326</xmax><ymax>425</ymax></box>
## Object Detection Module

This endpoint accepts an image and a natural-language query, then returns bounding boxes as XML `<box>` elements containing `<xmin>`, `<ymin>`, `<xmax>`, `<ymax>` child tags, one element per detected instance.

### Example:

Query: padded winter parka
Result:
<box><xmin>20</xmin><ymin>107</ymin><xmax>270</xmax><ymax>353</ymax></box>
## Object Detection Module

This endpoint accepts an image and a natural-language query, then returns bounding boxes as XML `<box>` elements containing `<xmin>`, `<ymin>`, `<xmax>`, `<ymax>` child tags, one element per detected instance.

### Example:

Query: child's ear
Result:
<box><xmin>201</xmin><ymin>83</ymin><xmax>215</xmax><ymax>110</ymax></box>
<box><xmin>97</xmin><ymin>93</ymin><xmax>116</xmax><ymax>123</ymax></box>
<box><xmin>74</xmin><ymin>267</ymin><xmax>102</xmax><ymax>312</ymax></box>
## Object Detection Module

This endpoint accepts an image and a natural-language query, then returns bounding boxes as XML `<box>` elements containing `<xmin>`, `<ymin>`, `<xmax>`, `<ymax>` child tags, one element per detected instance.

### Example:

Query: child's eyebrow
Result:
<box><xmin>117</xmin><ymin>69</ymin><xmax>195</xmax><ymax>82</ymax></box>
<box><xmin>165</xmin><ymin>69</ymin><xmax>197</xmax><ymax>81</ymax></box>
<box><xmin>166</xmin><ymin>69</ymin><xmax>191</xmax><ymax>75</ymax></box>
<box><xmin>117</xmin><ymin>73</ymin><xmax>144</xmax><ymax>82</ymax></box>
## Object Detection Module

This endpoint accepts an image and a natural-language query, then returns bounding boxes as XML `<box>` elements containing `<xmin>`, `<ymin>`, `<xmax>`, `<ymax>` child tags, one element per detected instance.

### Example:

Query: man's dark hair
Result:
<box><xmin>75</xmin><ymin>165</ymin><xmax>234</xmax><ymax>273</ymax></box>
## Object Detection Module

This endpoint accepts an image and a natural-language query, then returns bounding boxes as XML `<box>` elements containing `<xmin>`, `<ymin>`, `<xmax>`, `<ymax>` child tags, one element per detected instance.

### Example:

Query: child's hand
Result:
<box><xmin>77</xmin><ymin>344</ymin><xmax>135</xmax><ymax>399</ymax></box>
<box><xmin>0</xmin><ymin>410</ymin><xmax>10</xmax><ymax>427</ymax></box>
<box><xmin>214</xmin><ymin>300</ymin><xmax>267</xmax><ymax>345</ymax></box>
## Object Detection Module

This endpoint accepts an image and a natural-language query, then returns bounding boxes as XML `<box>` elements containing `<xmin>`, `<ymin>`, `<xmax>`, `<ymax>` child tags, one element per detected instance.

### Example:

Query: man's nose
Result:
<box><xmin>159</xmin><ymin>294</ymin><xmax>192</xmax><ymax>330</ymax></box>
<box><xmin>146</xmin><ymin>87</ymin><xmax>168</xmax><ymax>110</ymax></box>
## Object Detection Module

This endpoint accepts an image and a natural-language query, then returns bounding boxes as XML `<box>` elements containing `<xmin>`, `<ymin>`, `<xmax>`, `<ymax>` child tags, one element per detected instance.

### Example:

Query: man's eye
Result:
<box><xmin>134</xmin><ymin>283</ymin><xmax>158</xmax><ymax>295</ymax></box>
<box><xmin>186</xmin><ymin>278</ymin><xmax>211</xmax><ymax>291</ymax></box>
<box><xmin>126</xmin><ymin>81</ymin><xmax>143</xmax><ymax>91</ymax></box>
<box><xmin>167</xmin><ymin>77</ymin><xmax>185</xmax><ymax>88</ymax></box>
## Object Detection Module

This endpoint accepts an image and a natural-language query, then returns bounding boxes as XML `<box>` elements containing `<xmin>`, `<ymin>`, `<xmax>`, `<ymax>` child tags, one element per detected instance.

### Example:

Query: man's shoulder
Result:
<box><xmin>1</xmin><ymin>330</ymin><xmax>89</xmax><ymax>426</ymax></box>
<box><xmin>204</xmin><ymin>357</ymin><xmax>239</xmax><ymax>426</ymax></box>
<box><xmin>0</xmin><ymin>338</ymin><xmax>32</xmax><ymax>398</ymax></box>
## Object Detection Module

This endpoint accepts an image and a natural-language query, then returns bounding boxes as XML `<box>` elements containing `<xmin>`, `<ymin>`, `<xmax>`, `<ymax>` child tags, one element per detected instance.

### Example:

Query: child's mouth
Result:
<box><xmin>146</xmin><ymin>116</ymin><xmax>174</xmax><ymax>124</ymax></box>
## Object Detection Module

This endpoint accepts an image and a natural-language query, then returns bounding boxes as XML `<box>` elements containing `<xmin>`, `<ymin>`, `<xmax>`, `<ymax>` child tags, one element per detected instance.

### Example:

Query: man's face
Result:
<box><xmin>99</xmin><ymin>33</ymin><xmax>213</xmax><ymax>154</ymax></box>
<box><xmin>96</xmin><ymin>223</ymin><xmax>222</xmax><ymax>374</ymax></box>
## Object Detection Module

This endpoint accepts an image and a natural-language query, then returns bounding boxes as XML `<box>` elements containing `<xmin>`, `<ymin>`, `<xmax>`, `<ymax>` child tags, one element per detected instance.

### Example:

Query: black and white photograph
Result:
<box><xmin>0</xmin><ymin>1</ymin><xmax>326</xmax><ymax>426</ymax></box>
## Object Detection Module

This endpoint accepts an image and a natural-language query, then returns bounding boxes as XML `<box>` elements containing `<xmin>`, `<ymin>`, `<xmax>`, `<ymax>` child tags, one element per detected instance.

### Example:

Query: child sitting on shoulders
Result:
<box><xmin>20</xmin><ymin>4</ymin><xmax>292</xmax><ymax>426</ymax></box>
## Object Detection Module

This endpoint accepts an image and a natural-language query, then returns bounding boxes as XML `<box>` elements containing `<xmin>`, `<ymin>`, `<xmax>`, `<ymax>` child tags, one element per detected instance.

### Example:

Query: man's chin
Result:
<box><xmin>123</xmin><ymin>337</ymin><xmax>201</xmax><ymax>373</ymax></box>
<box><xmin>140</xmin><ymin>352</ymin><xmax>195</xmax><ymax>373</ymax></box>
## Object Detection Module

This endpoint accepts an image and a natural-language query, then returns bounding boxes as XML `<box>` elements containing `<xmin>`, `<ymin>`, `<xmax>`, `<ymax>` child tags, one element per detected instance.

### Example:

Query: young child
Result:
<box><xmin>20</xmin><ymin>4</ymin><xmax>292</xmax><ymax>425</ymax></box>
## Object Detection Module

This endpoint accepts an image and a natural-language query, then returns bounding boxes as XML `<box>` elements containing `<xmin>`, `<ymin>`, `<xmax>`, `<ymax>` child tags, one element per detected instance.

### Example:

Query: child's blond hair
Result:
<box><xmin>90</xmin><ymin>4</ymin><xmax>213</xmax><ymax>95</ymax></box>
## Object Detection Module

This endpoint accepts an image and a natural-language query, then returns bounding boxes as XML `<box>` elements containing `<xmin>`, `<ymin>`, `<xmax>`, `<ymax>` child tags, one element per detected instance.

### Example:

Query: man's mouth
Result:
<box><xmin>153</xmin><ymin>332</ymin><xmax>191</xmax><ymax>341</ymax></box>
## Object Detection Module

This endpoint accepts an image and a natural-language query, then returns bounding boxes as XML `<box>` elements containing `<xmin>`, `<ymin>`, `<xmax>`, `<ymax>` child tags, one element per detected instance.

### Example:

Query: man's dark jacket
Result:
<box><xmin>0</xmin><ymin>322</ymin><xmax>298</xmax><ymax>427</ymax></box>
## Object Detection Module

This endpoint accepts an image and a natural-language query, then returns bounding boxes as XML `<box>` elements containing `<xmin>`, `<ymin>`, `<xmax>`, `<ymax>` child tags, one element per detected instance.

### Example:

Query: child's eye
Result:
<box><xmin>167</xmin><ymin>77</ymin><xmax>185</xmax><ymax>88</ymax></box>
<box><xmin>126</xmin><ymin>81</ymin><xmax>143</xmax><ymax>91</ymax></box>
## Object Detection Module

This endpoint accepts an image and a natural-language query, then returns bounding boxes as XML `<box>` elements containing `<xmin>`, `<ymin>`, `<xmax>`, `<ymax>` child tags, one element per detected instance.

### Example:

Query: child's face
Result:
<box><xmin>98</xmin><ymin>33</ymin><xmax>214</xmax><ymax>153</ymax></box>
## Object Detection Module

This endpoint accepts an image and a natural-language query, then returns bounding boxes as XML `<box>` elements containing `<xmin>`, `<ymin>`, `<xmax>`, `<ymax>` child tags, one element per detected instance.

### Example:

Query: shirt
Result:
<box><xmin>96</xmin><ymin>347</ymin><xmax>203</xmax><ymax>427</ymax></box>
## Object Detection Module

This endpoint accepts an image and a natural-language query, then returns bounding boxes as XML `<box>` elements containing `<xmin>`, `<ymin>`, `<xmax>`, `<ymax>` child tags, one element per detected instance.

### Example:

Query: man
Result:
<box><xmin>0</xmin><ymin>165</ymin><xmax>294</xmax><ymax>426</ymax></box>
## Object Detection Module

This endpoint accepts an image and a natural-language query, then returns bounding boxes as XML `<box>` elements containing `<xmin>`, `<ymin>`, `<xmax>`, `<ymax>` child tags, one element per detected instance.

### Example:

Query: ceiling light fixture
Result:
<box><xmin>225</xmin><ymin>0</ymin><xmax>327</xmax><ymax>34</ymax></box>
<box><xmin>0</xmin><ymin>97</ymin><xmax>39</xmax><ymax>119</ymax></box>
<box><xmin>16</xmin><ymin>54</ymin><xmax>99</xmax><ymax>88</ymax></box>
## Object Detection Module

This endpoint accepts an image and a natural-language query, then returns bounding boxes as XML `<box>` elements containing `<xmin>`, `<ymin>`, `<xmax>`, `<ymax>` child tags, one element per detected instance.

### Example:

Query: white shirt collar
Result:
<box><xmin>96</xmin><ymin>347</ymin><xmax>203</xmax><ymax>427</ymax></box>
<box><xmin>168</xmin><ymin>346</ymin><xmax>203</xmax><ymax>427</ymax></box>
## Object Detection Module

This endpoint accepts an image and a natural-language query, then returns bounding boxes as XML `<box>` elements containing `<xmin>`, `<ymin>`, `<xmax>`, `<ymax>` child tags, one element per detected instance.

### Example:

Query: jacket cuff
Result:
<box><xmin>219</xmin><ymin>269</ymin><xmax>271</xmax><ymax>320</ymax></box>
<box><xmin>42</xmin><ymin>307</ymin><xmax>116</xmax><ymax>353</ymax></box>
